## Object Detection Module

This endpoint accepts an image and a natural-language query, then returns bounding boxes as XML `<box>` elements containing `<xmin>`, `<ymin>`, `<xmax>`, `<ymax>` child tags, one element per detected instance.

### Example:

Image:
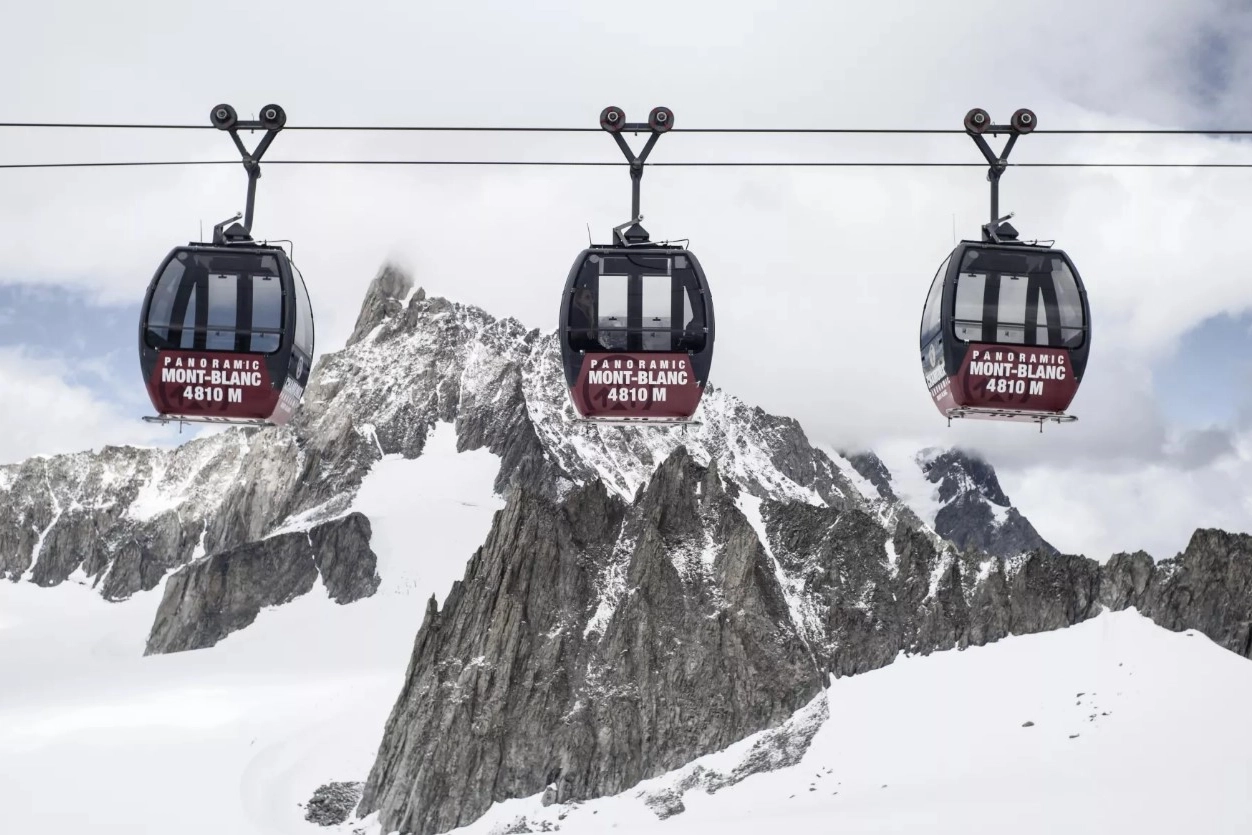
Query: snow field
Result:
<box><xmin>0</xmin><ymin>422</ymin><xmax>504</xmax><ymax>835</ymax></box>
<box><xmin>384</xmin><ymin>610</ymin><xmax>1252</xmax><ymax>835</ymax></box>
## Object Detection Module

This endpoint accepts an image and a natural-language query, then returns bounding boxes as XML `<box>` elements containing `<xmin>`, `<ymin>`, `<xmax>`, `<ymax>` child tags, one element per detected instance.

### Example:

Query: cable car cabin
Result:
<box><xmin>138</xmin><ymin>243</ymin><xmax>314</xmax><ymax>425</ymax></box>
<box><xmin>920</xmin><ymin>240</ymin><xmax>1090</xmax><ymax>423</ymax></box>
<box><xmin>560</xmin><ymin>245</ymin><xmax>714</xmax><ymax>422</ymax></box>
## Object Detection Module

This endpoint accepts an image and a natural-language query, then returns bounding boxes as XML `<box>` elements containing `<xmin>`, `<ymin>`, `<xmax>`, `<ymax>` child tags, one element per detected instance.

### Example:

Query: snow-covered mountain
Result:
<box><xmin>846</xmin><ymin>446</ymin><xmax>1057</xmax><ymax>559</ymax></box>
<box><xmin>3</xmin><ymin>262</ymin><xmax>1252</xmax><ymax>835</ymax></box>
<box><xmin>0</xmin><ymin>263</ymin><xmax>1040</xmax><ymax>640</ymax></box>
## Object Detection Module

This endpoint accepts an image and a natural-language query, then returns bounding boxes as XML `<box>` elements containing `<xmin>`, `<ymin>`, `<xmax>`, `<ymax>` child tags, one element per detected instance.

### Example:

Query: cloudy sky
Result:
<box><xmin>2</xmin><ymin>0</ymin><xmax>1252</xmax><ymax>561</ymax></box>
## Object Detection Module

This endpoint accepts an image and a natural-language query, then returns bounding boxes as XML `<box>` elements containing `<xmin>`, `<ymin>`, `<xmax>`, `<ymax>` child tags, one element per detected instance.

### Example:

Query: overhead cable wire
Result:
<box><xmin>2</xmin><ymin>121</ymin><xmax>1252</xmax><ymax>135</ymax></box>
<box><xmin>1</xmin><ymin>159</ymin><xmax>1250</xmax><ymax>170</ymax></box>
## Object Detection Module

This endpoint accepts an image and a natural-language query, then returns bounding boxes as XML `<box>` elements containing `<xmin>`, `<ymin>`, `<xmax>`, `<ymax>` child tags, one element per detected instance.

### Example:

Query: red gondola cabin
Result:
<box><xmin>920</xmin><ymin>231</ymin><xmax>1090</xmax><ymax>423</ymax></box>
<box><xmin>560</xmin><ymin>243</ymin><xmax>714</xmax><ymax>423</ymax></box>
<box><xmin>138</xmin><ymin>239</ymin><xmax>314</xmax><ymax>425</ymax></box>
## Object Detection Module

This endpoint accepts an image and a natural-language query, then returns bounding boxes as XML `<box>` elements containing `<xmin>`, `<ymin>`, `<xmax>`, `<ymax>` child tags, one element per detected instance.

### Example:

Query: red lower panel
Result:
<box><xmin>146</xmin><ymin>350</ymin><xmax>289</xmax><ymax>423</ymax></box>
<box><xmin>929</xmin><ymin>343</ymin><xmax>1079</xmax><ymax>415</ymax></box>
<box><xmin>570</xmin><ymin>353</ymin><xmax>702</xmax><ymax>420</ymax></box>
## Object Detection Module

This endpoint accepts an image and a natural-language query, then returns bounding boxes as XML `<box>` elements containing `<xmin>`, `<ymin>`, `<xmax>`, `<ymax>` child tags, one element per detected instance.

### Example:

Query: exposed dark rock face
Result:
<box><xmin>1098</xmin><ymin>550</ymin><xmax>1155</xmax><ymax>611</ymax></box>
<box><xmin>304</xmin><ymin>782</ymin><xmax>365</xmax><ymax>827</ymax></box>
<box><xmin>144</xmin><ymin>513</ymin><xmax>378</xmax><ymax>654</ymax></box>
<box><xmin>1100</xmin><ymin>530</ymin><xmax>1252</xmax><ymax>658</ymax></box>
<box><xmin>348</xmin><ymin>263</ymin><xmax>418</xmax><ymax>347</ymax></box>
<box><xmin>921</xmin><ymin>448</ymin><xmax>1057</xmax><ymax>559</ymax></box>
<box><xmin>927</xmin><ymin>448</ymin><xmax>1011</xmax><ymax>506</ymax></box>
<box><xmin>757</xmin><ymin>497</ymin><xmax>1100</xmax><ymax>679</ymax></box>
<box><xmin>0</xmin><ymin>431</ymin><xmax>306</xmax><ymax>602</ymax></box>
<box><xmin>357</xmin><ymin>449</ymin><xmax>824</xmax><ymax>835</ymax></box>
<box><xmin>358</xmin><ymin>479</ymin><xmax>1252</xmax><ymax>835</ymax></box>
<box><xmin>310</xmin><ymin>512</ymin><xmax>382</xmax><ymax>604</ymax></box>
<box><xmin>843</xmin><ymin>451</ymin><xmax>896</xmax><ymax>502</ymax></box>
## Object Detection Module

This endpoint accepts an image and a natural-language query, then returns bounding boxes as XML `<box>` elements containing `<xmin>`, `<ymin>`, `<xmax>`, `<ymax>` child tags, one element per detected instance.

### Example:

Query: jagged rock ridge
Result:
<box><xmin>845</xmin><ymin>447</ymin><xmax>1055</xmax><ymax>560</ymax></box>
<box><xmin>2</xmin><ymin>263</ymin><xmax>1018</xmax><ymax>646</ymax></box>
<box><xmin>145</xmin><ymin>512</ymin><xmax>379</xmax><ymax>654</ymax></box>
<box><xmin>4</xmin><ymin>261</ymin><xmax>1240</xmax><ymax>835</ymax></box>
<box><xmin>358</xmin><ymin>450</ymin><xmax>823</xmax><ymax>835</ymax></box>
<box><xmin>358</xmin><ymin>451</ymin><xmax>1252</xmax><ymax>834</ymax></box>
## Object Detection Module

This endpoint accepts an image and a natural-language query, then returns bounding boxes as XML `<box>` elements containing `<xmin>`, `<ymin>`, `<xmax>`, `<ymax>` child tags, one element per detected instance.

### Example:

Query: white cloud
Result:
<box><xmin>1</xmin><ymin>0</ymin><xmax>1251</xmax><ymax>555</ymax></box>
<box><xmin>998</xmin><ymin>437</ymin><xmax>1252</xmax><ymax>561</ymax></box>
<box><xmin>0</xmin><ymin>347</ymin><xmax>175</xmax><ymax>465</ymax></box>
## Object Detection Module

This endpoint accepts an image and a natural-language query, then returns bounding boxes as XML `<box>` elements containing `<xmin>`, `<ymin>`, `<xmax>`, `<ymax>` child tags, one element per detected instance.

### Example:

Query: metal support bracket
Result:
<box><xmin>208</xmin><ymin>103</ymin><xmax>287</xmax><ymax>243</ymax></box>
<box><xmin>945</xmin><ymin>405</ymin><xmax>1075</xmax><ymax>426</ymax></box>
<box><xmin>963</xmin><ymin>107</ymin><xmax>1036</xmax><ymax>242</ymax></box>
<box><xmin>142</xmin><ymin>413</ymin><xmax>271</xmax><ymax>428</ymax></box>
<box><xmin>599</xmin><ymin>106</ymin><xmax>674</xmax><ymax>245</ymax></box>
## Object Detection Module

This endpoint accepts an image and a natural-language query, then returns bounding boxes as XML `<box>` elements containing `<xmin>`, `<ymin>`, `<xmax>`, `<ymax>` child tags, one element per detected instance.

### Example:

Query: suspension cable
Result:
<box><xmin>1</xmin><ymin>159</ymin><xmax>1250</xmax><ymax>170</ymax></box>
<box><xmin>2</xmin><ymin>121</ymin><xmax>1252</xmax><ymax>135</ymax></box>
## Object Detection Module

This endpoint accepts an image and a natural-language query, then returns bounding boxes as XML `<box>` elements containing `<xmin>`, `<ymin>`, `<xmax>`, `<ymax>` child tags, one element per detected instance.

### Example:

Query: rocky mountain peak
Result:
<box><xmin>347</xmin><ymin>262</ymin><xmax>422</xmax><ymax>347</ymax></box>
<box><xmin>0</xmin><ymin>261</ymin><xmax>1056</xmax><ymax>618</ymax></box>
<box><xmin>357</xmin><ymin>441</ymin><xmax>823</xmax><ymax>835</ymax></box>
<box><xmin>354</xmin><ymin>428</ymin><xmax>1252</xmax><ymax>834</ymax></box>
<box><xmin>920</xmin><ymin>447</ymin><xmax>1011</xmax><ymax>507</ymax></box>
<box><xmin>842</xmin><ymin>450</ymin><xmax>897</xmax><ymax>502</ymax></box>
<box><xmin>8</xmin><ymin>260</ymin><xmax>1252</xmax><ymax>835</ymax></box>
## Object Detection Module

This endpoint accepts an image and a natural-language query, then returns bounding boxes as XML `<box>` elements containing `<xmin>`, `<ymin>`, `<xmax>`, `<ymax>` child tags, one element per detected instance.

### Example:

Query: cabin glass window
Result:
<box><xmin>177</xmin><ymin>295</ymin><xmax>197</xmax><ymax>349</ymax></box>
<box><xmin>953</xmin><ymin>272</ymin><xmax>986</xmax><ymax>342</ymax></box>
<box><xmin>144</xmin><ymin>251</ymin><xmax>286</xmax><ymax>354</ymax></box>
<box><xmin>292</xmin><ymin>264</ymin><xmax>314</xmax><ymax>357</ymax></box>
<box><xmin>920</xmin><ymin>254</ymin><xmax>949</xmax><ymax>346</ymax></box>
<box><xmin>1051</xmin><ymin>258</ymin><xmax>1085</xmax><ymax>348</ymax></box>
<box><xmin>952</xmin><ymin>253</ymin><xmax>1085</xmax><ymax>349</ymax></box>
<box><xmin>596</xmin><ymin>273</ymin><xmax>629</xmax><ymax>350</ymax></box>
<box><xmin>566</xmin><ymin>256</ymin><xmax>707</xmax><ymax>353</ymax></box>
<box><xmin>995</xmin><ymin>273</ymin><xmax>1030</xmax><ymax>344</ymax></box>
<box><xmin>144</xmin><ymin>257</ymin><xmax>186</xmax><ymax>347</ymax></box>
<box><xmin>641</xmin><ymin>275</ymin><xmax>672</xmax><ymax>350</ymax></box>
<box><xmin>251</xmin><ymin>275</ymin><xmax>283</xmax><ymax>353</ymax></box>
<box><xmin>206</xmin><ymin>274</ymin><xmax>238</xmax><ymax>351</ymax></box>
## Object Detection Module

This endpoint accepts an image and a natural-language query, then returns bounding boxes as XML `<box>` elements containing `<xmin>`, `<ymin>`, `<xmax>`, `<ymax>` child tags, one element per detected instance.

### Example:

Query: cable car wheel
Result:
<box><xmin>138</xmin><ymin>103</ymin><xmax>314</xmax><ymax>427</ymax></box>
<box><xmin>559</xmin><ymin>107</ymin><xmax>715</xmax><ymax>425</ymax></box>
<box><xmin>920</xmin><ymin>108</ymin><xmax>1090</xmax><ymax>430</ymax></box>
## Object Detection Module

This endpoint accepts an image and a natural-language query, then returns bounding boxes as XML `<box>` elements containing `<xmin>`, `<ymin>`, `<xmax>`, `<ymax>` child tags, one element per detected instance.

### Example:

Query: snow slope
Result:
<box><xmin>5</xmin><ymin>423</ymin><xmax>1251</xmax><ymax>835</ymax></box>
<box><xmin>873</xmin><ymin>441</ymin><xmax>946</xmax><ymax>528</ymax></box>
<box><xmin>0</xmin><ymin>423</ymin><xmax>504</xmax><ymax>835</ymax></box>
<box><xmin>359</xmin><ymin>610</ymin><xmax>1252</xmax><ymax>835</ymax></box>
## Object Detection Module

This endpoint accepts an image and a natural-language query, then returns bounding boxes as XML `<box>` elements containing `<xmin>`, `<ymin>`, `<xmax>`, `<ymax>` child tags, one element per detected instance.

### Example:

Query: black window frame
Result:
<box><xmin>565</xmin><ymin>253</ymin><xmax>708</xmax><ymax>354</ymax></box>
<box><xmin>143</xmin><ymin>250</ymin><xmax>288</xmax><ymax>356</ymax></box>
<box><xmin>950</xmin><ymin>250</ymin><xmax>1087</xmax><ymax>351</ymax></box>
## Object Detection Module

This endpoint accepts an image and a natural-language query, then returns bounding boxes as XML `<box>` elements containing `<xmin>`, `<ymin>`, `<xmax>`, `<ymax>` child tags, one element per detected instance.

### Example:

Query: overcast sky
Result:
<box><xmin>3</xmin><ymin>0</ymin><xmax>1252</xmax><ymax>561</ymax></box>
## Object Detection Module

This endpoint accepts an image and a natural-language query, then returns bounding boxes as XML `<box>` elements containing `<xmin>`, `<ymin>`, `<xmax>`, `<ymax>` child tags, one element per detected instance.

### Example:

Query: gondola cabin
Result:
<box><xmin>560</xmin><ymin>244</ymin><xmax>714</xmax><ymax>422</ymax></box>
<box><xmin>920</xmin><ymin>233</ymin><xmax>1090</xmax><ymax>423</ymax></box>
<box><xmin>139</xmin><ymin>242</ymin><xmax>314</xmax><ymax>425</ymax></box>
